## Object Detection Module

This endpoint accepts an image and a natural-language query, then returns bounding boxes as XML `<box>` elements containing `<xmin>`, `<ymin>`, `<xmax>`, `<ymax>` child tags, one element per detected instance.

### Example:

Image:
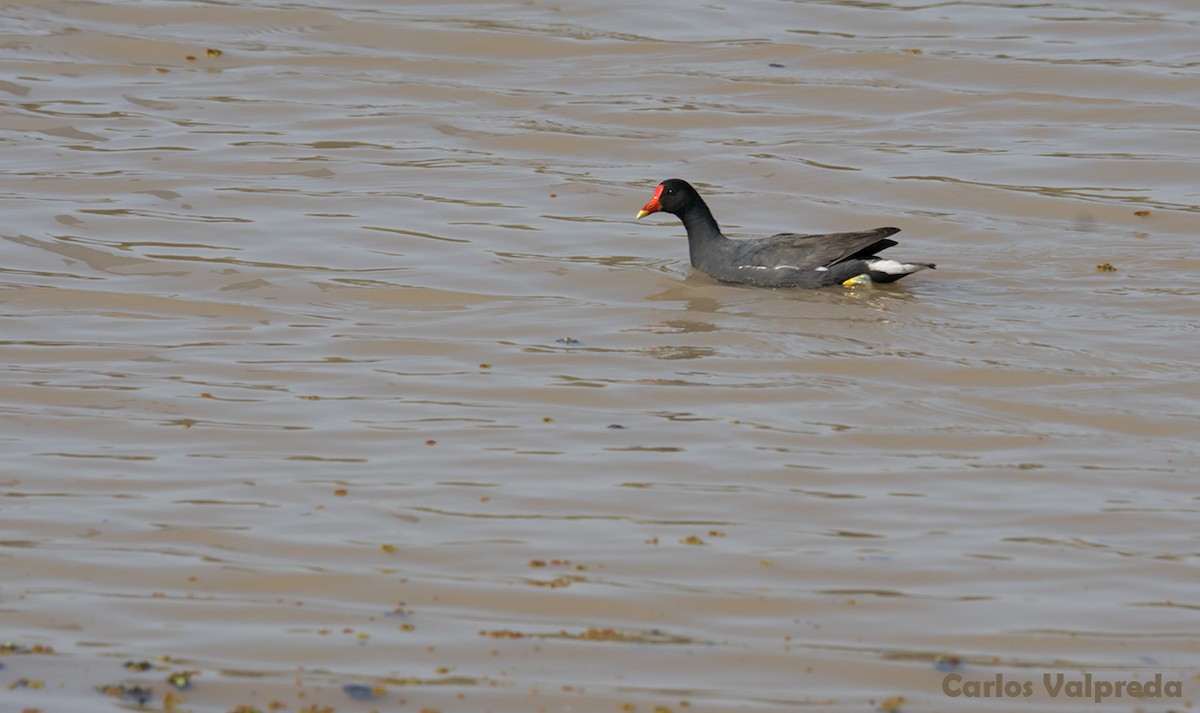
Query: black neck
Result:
<box><xmin>679</xmin><ymin>197</ymin><xmax>726</xmax><ymax>264</ymax></box>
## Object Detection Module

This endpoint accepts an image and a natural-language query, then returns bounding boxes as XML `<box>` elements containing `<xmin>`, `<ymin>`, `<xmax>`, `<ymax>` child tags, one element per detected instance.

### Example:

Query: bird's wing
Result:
<box><xmin>730</xmin><ymin>228</ymin><xmax>901</xmax><ymax>270</ymax></box>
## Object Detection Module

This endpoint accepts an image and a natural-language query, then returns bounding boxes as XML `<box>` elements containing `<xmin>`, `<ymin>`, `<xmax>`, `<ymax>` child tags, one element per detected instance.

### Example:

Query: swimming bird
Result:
<box><xmin>636</xmin><ymin>178</ymin><xmax>935</xmax><ymax>288</ymax></box>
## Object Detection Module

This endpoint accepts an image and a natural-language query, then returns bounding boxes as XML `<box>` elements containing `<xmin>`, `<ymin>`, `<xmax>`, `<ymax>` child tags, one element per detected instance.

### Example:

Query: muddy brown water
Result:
<box><xmin>1</xmin><ymin>1</ymin><xmax>1197</xmax><ymax>712</ymax></box>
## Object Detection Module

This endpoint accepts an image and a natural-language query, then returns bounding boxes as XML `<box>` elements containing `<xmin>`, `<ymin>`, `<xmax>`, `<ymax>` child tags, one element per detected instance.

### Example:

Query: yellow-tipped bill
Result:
<box><xmin>635</xmin><ymin>183</ymin><xmax>664</xmax><ymax>220</ymax></box>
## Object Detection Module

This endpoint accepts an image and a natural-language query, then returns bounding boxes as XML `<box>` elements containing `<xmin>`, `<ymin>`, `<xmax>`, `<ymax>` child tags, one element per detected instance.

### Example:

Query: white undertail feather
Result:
<box><xmin>867</xmin><ymin>259</ymin><xmax>927</xmax><ymax>275</ymax></box>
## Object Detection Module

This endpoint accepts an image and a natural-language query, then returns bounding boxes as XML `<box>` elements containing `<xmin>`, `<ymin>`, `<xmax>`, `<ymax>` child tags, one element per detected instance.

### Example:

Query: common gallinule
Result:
<box><xmin>636</xmin><ymin>179</ymin><xmax>935</xmax><ymax>288</ymax></box>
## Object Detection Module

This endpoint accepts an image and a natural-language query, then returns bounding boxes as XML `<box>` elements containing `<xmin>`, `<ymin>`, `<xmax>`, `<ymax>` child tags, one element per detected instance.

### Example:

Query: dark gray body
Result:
<box><xmin>649</xmin><ymin>179</ymin><xmax>934</xmax><ymax>288</ymax></box>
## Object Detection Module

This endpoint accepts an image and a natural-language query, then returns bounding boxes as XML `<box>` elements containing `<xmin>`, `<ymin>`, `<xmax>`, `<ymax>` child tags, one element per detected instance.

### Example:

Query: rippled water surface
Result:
<box><xmin>2</xmin><ymin>1</ymin><xmax>1198</xmax><ymax>711</ymax></box>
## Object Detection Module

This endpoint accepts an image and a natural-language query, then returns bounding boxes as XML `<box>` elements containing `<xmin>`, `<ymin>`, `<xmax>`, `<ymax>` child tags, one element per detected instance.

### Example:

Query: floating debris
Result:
<box><xmin>879</xmin><ymin>695</ymin><xmax>906</xmax><ymax>713</ymax></box>
<box><xmin>556</xmin><ymin>337</ymin><xmax>580</xmax><ymax>345</ymax></box>
<box><xmin>479</xmin><ymin>629</ymin><xmax>528</xmax><ymax>639</ymax></box>
<box><xmin>934</xmin><ymin>654</ymin><xmax>963</xmax><ymax>672</ymax></box>
<box><xmin>205</xmin><ymin>48</ymin><xmax>223</xmax><ymax>58</ymax></box>
<box><xmin>526</xmin><ymin>575</ymin><xmax>579</xmax><ymax>588</ymax></box>
<box><xmin>528</xmin><ymin>558</ymin><xmax>577</xmax><ymax>568</ymax></box>
<box><xmin>124</xmin><ymin>660</ymin><xmax>154</xmax><ymax>672</ymax></box>
<box><xmin>486</xmin><ymin>627</ymin><xmax>691</xmax><ymax>644</ymax></box>
<box><xmin>96</xmin><ymin>683</ymin><xmax>154</xmax><ymax>705</ymax></box>
<box><xmin>768</xmin><ymin>62</ymin><xmax>785</xmax><ymax>68</ymax></box>
<box><xmin>902</xmin><ymin>48</ymin><xmax>923</xmax><ymax>55</ymax></box>
<box><xmin>342</xmin><ymin>683</ymin><xmax>386</xmax><ymax>701</ymax></box>
<box><xmin>1</xmin><ymin>642</ymin><xmax>55</xmax><ymax>655</ymax></box>
<box><xmin>680</xmin><ymin>535</ymin><xmax>706</xmax><ymax>546</ymax></box>
<box><xmin>163</xmin><ymin>690</ymin><xmax>185</xmax><ymax>712</ymax></box>
<box><xmin>166</xmin><ymin>670</ymin><xmax>198</xmax><ymax>690</ymax></box>
<box><xmin>571</xmin><ymin>627</ymin><xmax>690</xmax><ymax>644</ymax></box>
<box><xmin>1095</xmin><ymin>263</ymin><xmax>1117</xmax><ymax>272</ymax></box>
<box><xmin>1133</xmin><ymin>209</ymin><xmax>1150</xmax><ymax>217</ymax></box>
<box><xmin>385</xmin><ymin>605</ymin><xmax>412</xmax><ymax>618</ymax></box>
